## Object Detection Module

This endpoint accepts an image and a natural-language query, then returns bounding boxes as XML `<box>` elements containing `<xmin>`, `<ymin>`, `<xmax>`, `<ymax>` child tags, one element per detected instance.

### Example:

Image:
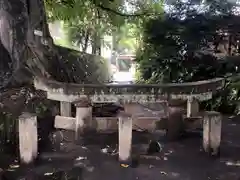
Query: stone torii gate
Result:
<box><xmin>18</xmin><ymin>77</ymin><xmax>224</xmax><ymax>166</ymax></box>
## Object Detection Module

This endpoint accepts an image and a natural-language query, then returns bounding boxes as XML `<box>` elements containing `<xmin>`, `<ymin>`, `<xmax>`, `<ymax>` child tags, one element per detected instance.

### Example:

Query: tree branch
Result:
<box><xmin>96</xmin><ymin>4</ymin><xmax>147</xmax><ymax>17</ymax></box>
<box><xmin>92</xmin><ymin>1</ymin><xmax>152</xmax><ymax>17</ymax></box>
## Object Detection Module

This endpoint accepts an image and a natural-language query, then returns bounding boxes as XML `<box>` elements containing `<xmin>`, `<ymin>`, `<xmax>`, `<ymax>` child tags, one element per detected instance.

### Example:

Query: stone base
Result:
<box><xmin>119</xmin><ymin>158</ymin><xmax>133</xmax><ymax>168</ymax></box>
<box><xmin>205</xmin><ymin>147</ymin><xmax>220</xmax><ymax>157</ymax></box>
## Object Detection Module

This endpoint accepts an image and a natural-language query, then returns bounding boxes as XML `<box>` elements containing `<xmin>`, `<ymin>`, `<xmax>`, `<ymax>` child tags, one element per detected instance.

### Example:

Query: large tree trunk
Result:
<box><xmin>0</xmin><ymin>0</ymin><xmax>72</xmax><ymax>90</ymax></box>
<box><xmin>0</xmin><ymin>0</ymin><xmax>114</xmax><ymax>150</ymax></box>
<box><xmin>0</xmin><ymin>0</ymin><xmax>112</xmax><ymax>94</ymax></box>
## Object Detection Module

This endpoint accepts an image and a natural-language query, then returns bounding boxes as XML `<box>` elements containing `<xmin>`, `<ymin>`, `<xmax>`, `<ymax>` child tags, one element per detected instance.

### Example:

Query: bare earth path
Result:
<box><xmin>1</xmin><ymin>115</ymin><xmax>240</xmax><ymax>180</ymax></box>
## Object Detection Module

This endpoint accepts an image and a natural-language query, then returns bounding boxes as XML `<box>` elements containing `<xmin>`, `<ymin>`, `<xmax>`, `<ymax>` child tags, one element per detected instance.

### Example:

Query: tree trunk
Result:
<box><xmin>112</xmin><ymin>27</ymin><xmax>121</xmax><ymax>55</ymax></box>
<box><xmin>0</xmin><ymin>0</ymin><xmax>72</xmax><ymax>90</ymax></box>
<box><xmin>81</xmin><ymin>29</ymin><xmax>90</xmax><ymax>52</ymax></box>
<box><xmin>92</xmin><ymin>31</ymin><xmax>101</xmax><ymax>56</ymax></box>
<box><xmin>91</xmin><ymin>9</ymin><xmax>101</xmax><ymax>56</ymax></box>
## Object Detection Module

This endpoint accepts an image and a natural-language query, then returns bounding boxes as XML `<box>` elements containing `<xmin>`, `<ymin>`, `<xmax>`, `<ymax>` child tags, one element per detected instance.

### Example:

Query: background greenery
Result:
<box><xmin>3</xmin><ymin>0</ymin><xmax>240</xmax><ymax>152</ymax></box>
<box><xmin>135</xmin><ymin>0</ymin><xmax>240</xmax><ymax>113</ymax></box>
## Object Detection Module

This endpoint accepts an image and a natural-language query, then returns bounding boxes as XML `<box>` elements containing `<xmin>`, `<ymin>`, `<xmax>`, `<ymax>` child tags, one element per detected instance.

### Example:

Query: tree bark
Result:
<box><xmin>91</xmin><ymin>9</ymin><xmax>101</xmax><ymax>56</ymax></box>
<box><xmin>82</xmin><ymin>29</ymin><xmax>90</xmax><ymax>52</ymax></box>
<box><xmin>0</xmin><ymin>0</ymin><xmax>73</xmax><ymax>90</ymax></box>
<box><xmin>92</xmin><ymin>32</ymin><xmax>101</xmax><ymax>56</ymax></box>
<box><xmin>0</xmin><ymin>0</ymin><xmax>112</xmax><ymax>93</ymax></box>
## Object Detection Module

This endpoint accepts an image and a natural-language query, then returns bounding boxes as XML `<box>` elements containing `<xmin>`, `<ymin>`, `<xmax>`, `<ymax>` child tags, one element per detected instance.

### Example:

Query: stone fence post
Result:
<box><xmin>203</xmin><ymin>111</ymin><xmax>222</xmax><ymax>156</ymax></box>
<box><xmin>18</xmin><ymin>112</ymin><xmax>38</xmax><ymax>164</ymax></box>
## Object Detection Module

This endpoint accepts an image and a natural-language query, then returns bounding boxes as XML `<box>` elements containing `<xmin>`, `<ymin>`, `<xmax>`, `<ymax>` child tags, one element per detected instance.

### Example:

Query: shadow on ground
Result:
<box><xmin>1</xmin><ymin>116</ymin><xmax>240</xmax><ymax>180</ymax></box>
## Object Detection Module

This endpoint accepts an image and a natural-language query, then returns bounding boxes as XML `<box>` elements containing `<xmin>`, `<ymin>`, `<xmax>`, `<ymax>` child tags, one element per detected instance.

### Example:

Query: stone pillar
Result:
<box><xmin>203</xmin><ymin>111</ymin><xmax>222</xmax><ymax>156</ymax></box>
<box><xmin>166</xmin><ymin>107</ymin><xmax>184</xmax><ymax>141</ymax></box>
<box><xmin>74</xmin><ymin>98</ymin><xmax>92</xmax><ymax>140</ymax></box>
<box><xmin>18</xmin><ymin>112</ymin><xmax>38</xmax><ymax>164</ymax></box>
<box><xmin>60</xmin><ymin>101</ymin><xmax>71</xmax><ymax>117</ymax></box>
<box><xmin>187</xmin><ymin>97</ymin><xmax>199</xmax><ymax>117</ymax></box>
<box><xmin>118</xmin><ymin>111</ymin><xmax>132</xmax><ymax>167</ymax></box>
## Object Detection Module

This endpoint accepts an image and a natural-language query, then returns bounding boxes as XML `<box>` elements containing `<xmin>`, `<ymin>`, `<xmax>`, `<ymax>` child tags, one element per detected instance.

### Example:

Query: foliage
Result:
<box><xmin>135</xmin><ymin>0</ymin><xmax>240</xmax><ymax>113</ymax></box>
<box><xmin>45</xmin><ymin>0</ymin><xmax>125</xmax><ymax>54</ymax></box>
<box><xmin>111</xmin><ymin>22</ymin><xmax>139</xmax><ymax>53</ymax></box>
<box><xmin>54</xmin><ymin>36</ymin><xmax>74</xmax><ymax>49</ymax></box>
<box><xmin>44</xmin><ymin>0</ymin><xmax>135</xmax><ymax>25</ymax></box>
<box><xmin>119</xmin><ymin>0</ymin><xmax>164</xmax><ymax>53</ymax></box>
<box><xmin>45</xmin><ymin>0</ymin><xmax>164</xmax><ymax>53</ymax></box>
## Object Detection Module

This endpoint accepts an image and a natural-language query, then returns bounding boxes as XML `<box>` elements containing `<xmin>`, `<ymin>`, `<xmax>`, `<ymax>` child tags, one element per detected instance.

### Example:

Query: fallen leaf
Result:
<box><xmin>44</xmin><ymin>172</ymin><xmax>54</xmax><ymax>176</ymax></box>
<box><xmin>160</xmin><ymin>171</ymin><xmax>167</xmax><ymax>175</ymax></box>
<box><xmin>76</xmin><ymin>156</ymin><xmax>87</xmax><ymax>161</ymax></box>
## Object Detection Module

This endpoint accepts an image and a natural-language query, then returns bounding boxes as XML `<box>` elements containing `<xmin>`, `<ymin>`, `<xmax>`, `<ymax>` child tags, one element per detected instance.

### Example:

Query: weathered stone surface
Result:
<box><xmin>75</xmin><ymin>106</ymin><xmax>93</xmax><ymax>140</ymax></box>
<box><xmin>18</xmin><ymin>112</ymin><xmax>38</xmax><ymax>164</ymax></box>
<box><xmin>187</xmin><ymin>97</ymin><xmax>199</xmax><ymax>117</ymax></box>
<box><xmin>34</xmin><ymin>77</ymin><xmax>225</xmax><ymax>103</ymax></box>
<box><xmin>35</xmin><ymin>77</ymin><xmax>224</xmax><ymax>95</ymax></box>
<box><xmin>60</xmin><ymin>101</ymin><xmax>71</xmax><ymax>117</ymax></box>
<box><xmin>54</xmin><ymin>116</ymin><xmax>163</xmax><ymax>132</ymax></box>
<box><xmin>203</xmin><ymin>111</ymin><xmax>222</xmax><ymax>156</ymax></box>
<box><xmin>184</xmin><ymin>116</ymin><xmax>202</xmax><ymax>130</ymax></box>
<box><xmin>118</xmin><ymin>111</ymin><xmax>132</xmax><ymax>165</ymax></box>
<box><xmin>166</xmin><ymin>107</ymin><xmax>185</xmax><ymax>141</ymax></box>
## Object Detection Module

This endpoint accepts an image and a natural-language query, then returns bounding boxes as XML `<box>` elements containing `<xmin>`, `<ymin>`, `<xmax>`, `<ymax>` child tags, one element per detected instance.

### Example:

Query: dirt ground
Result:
<box><xmin>0</xmin><ymin>115</ymin><xmax>240</xmax><ymax>180</ymax></box>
